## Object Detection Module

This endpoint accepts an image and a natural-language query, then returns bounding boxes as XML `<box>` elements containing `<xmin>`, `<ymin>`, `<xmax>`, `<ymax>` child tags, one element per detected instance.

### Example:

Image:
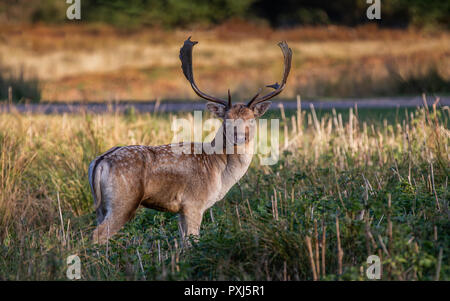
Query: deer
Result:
<box><xmin>88</xmin><ymin>37</ymin><xmax>292</xmax><ymax>244</ymax></box>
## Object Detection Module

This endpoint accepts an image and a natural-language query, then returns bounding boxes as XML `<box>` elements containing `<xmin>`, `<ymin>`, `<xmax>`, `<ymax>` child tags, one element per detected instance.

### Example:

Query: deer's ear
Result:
<box><xmin>252</xmin><ymin>101</ymin><xmax>271</xmax><ymax>117</ymax></box>
<box><xmin>206</xmin><ymin>103</ymin><xmax>227</xmax><ymax>118</ymax></box>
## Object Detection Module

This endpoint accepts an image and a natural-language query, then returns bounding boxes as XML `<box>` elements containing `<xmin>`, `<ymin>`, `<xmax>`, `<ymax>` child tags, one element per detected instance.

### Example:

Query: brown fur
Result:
<box><xmin>89</xmin><ymin>38</ymin><xmax>291</xmax><ymax>244</ymax></box>
<box><xmin>89</xmin><ymin>103</ymin><xmax>270</xmax><ymax>244</ymax></box>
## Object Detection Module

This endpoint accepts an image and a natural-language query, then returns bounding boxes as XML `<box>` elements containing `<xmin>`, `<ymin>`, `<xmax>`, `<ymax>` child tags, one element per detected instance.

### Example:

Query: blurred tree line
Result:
<box><xmin>0</xmin><ymin>0</ymin><xmax>448</xmax><ymax>29</ymax></box>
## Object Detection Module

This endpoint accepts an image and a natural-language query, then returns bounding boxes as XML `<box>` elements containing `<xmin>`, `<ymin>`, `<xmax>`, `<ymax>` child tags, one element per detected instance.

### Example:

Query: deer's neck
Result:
<box><xmin>210</xmin><ymin>129</ymin><xmax>255</xmax><ymax>198</ymax></box>
<box><xmin>222</xmin><ymin>150</ymin><xmax>253</xmax><ymax>185</ymax></box>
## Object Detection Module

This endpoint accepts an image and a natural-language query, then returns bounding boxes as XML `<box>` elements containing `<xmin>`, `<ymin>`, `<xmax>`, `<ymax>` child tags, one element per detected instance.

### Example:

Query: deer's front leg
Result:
<box><xmin>178</xmin><ymin>208</ymin><xmax>204</xmax><ymax>246</ymax></box>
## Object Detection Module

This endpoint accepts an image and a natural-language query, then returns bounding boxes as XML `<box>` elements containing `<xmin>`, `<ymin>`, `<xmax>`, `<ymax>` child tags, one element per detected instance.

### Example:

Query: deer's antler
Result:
<box><xmin>247</xmin><ymin>41</ymin><xmax>292</xmax><ymax>108</ymax></box>
<box><xmin>180</xmin><ymin>37</ymin><xmax>230</xmax><ymax>107</ymax></box>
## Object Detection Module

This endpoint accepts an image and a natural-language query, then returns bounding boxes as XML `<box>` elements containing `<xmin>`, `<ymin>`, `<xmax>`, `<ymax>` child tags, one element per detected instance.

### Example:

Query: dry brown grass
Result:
<box><xmin>0</xmin><ymin>24</ymin><xmax>449</xmax><ymax>102</ymax></box>
<box><xmin>0</xmin><ymin>100</ymin><xmax>448</xmax><ymax>280</ymax></box>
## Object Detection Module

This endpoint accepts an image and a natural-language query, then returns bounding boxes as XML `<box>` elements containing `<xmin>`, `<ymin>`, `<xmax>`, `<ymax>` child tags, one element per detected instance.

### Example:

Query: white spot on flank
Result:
<box><xmin>121</xmin><ymin>174</ymin><xmax>128</xmax><ymax>184</ymax></box>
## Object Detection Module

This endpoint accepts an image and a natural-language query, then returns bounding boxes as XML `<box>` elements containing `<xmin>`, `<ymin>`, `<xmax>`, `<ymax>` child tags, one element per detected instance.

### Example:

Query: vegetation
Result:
<box><xmin>0</xmin><ymin>99</ymin><xmax>448</xmax><ymax>280</ymax></box>
<box><xmin>1</xmin><ymin>24</ymin><xmax>448</xmax><ymax>102</ymax></box>
<box><xmin>1</xmin><ymin>0</ymin><xmax>448</xmax><ymax>29</ymax></box>
<box><xmin>0</xmin><ymin>66</ymin><xmax>41</xmax><ymax>103</ymax></box>
<box><xmin>0</xmin><ymin>1</ymin><xmax>447</xmax><ymax>281</ymax></box>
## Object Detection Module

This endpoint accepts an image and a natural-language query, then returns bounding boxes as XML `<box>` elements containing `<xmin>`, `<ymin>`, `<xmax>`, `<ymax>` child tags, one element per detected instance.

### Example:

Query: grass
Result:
<box><xmin>0</xmin><ymin>97</ymin><xmax>448</xmax><ymax>280</ymax></box>
<box><xmin>0</xmin><ymin>65</ymin><xmax>41</xmax><ymax>103</ymax></box>
<box><xmin>0</xmin><ymin>24</ymin><xmax>449</xmax><ymax>102</ymax></box>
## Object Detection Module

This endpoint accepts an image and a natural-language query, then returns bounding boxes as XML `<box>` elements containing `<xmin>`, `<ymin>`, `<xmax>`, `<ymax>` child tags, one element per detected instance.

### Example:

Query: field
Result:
<box><xmin>0</xmin><ymin>99</ymin><xmax>448</xmax><ymax>280</ymax></box>
<box><xmin>1</xmin><ymin>24</ymin><xmax>450</xmax><ymax>102</ymax></box>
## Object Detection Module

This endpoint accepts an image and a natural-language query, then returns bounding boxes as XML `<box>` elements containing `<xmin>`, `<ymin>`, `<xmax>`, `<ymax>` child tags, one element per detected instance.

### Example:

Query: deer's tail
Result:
<box><xmin>88</xmin><ymin>146</ymin><xmax>121</xmax><ymax>213</ymax></box>
<box><xmin>88</xmin><ymin>158</ymin><xmax>103</xmax><ymax>211</ymax></box>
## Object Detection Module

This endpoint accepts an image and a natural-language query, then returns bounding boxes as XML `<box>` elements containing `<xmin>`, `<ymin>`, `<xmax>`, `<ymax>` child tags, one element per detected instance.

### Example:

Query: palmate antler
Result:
<box><xmin>179</xmin><ymin>37</ymin><xmax>232</xmax><ymax>108</ymax></box>
<box><xmin>247</xmin><ymin>41</ymin><xmax>292</xmax><ymax>108</ymax></box>
<box><xmin>91</xmin><ymin>37</ymin><xmax>292</xmax><ymax>245</ymax></box>
<box><xmin>179</xmin><ymin>37</ymin><xmax>292</xmax><ymax>108</ymax></box>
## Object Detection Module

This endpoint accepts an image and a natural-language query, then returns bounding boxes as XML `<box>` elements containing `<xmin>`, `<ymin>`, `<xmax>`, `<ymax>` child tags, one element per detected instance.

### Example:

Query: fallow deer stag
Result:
<box><xmin>89</xmin><ymin>37</ymin><xmax>292</xmax><ymax>244</ymax></box>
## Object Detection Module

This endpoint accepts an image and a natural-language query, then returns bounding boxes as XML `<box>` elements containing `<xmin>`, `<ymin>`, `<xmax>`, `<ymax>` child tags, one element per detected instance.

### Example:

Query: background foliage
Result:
<box><xmin>0</xmin><ymin>104</ymin><xmax>448</xmax><ymax>280</ymax></box>
<box><xmin>0</xmin><ymin>0</ymin><xmax>448</xmax><ymax>29</ymax></box>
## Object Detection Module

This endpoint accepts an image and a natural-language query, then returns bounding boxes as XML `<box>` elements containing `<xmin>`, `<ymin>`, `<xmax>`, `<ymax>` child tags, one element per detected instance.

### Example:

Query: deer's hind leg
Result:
<box><xmin>92</xmin><ymin>184</ymin><xmax>142</xmax><ymax>244</ymax></box>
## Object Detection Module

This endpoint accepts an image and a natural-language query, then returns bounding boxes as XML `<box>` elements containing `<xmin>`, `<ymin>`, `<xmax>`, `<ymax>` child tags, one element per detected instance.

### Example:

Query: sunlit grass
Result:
<box><xmin>0</xmin><ymin>98</ymin><xmax>448</xmax><ymax>280</ymax></box>
<box><xmin>1</xmin><ymin>24</ymin><xmax>449</xmax><ymax>102</ymax></box>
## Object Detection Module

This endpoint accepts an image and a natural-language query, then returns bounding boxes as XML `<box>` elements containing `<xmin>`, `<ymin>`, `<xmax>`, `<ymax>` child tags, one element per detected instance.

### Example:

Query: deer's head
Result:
<box><xmin>179</xmin><ymin>37</ymin><xmax>292</xmax><ymax>147</ymax></box>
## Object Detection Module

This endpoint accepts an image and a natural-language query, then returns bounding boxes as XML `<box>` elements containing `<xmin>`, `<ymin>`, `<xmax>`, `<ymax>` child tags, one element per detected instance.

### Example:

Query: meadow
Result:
<box><xmin>1</xmin><ymin>24</ymin><xmax>449</xmax><ymax>102</ymax></box>
<box><xmin>0</xmin><ymin>98</ymin><xmax>448</xmax><ymax>280</ymax></box>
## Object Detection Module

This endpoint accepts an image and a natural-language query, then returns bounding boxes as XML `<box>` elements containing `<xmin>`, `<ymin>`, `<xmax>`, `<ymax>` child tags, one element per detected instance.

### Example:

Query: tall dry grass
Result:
<box><xmin>0</xmin><ymin>97</ymin><xmax>448</xmax><ymax>280</ymax></box>
<box><xmin>0</xmin><ymin>24</ymin><xmax>449</xmax><ymax>102</ymax></box>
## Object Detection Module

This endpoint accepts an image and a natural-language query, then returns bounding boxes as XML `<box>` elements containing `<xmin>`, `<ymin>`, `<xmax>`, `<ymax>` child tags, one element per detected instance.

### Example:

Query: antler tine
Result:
<box><xmin>248</xmin><ymin>88</ymin><xmax>263</xmax><ymax>104</ymax></box>
<box><xmin>247</xmin><ymin>41</ymin><xmax>292</xmax><ymax>108</ymax></box>
<box><xmin>180</xmin><ymin>37</ymin><xmax>229</xmax><ymax>107</ymax></box>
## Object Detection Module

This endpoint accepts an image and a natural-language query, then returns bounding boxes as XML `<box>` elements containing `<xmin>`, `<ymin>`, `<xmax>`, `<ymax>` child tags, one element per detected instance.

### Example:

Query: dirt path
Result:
<box><xmin>1</xmin><ymin>96</ymin><xmax>448</xmax><ymax>114</ymax></box>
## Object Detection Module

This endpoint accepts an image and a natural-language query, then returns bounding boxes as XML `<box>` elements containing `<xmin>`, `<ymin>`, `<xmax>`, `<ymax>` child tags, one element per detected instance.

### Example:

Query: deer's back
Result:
<box><xmin>99</xmin><ymin>144</ymin><xmax>225</xmax><ymax>213</ymax></box>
